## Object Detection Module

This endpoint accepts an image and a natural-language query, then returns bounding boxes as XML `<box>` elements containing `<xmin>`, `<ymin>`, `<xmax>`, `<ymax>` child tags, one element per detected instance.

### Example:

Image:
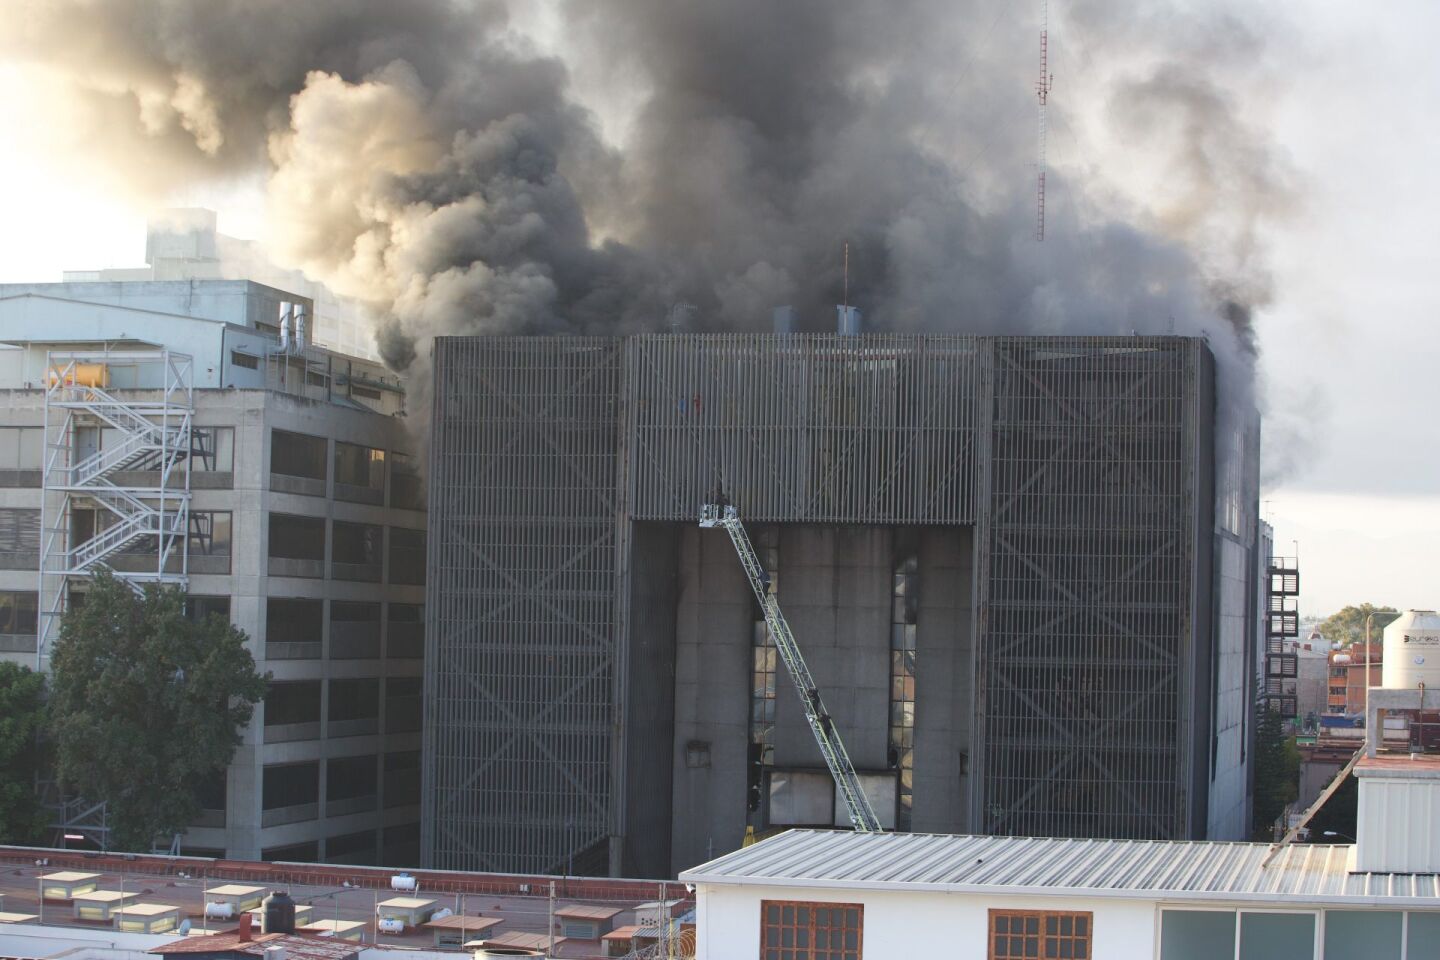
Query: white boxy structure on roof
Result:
<box><xmin>681</xmin><ymin>829</ymin><xmax>1440</xmax><ymax>959</ymax></box>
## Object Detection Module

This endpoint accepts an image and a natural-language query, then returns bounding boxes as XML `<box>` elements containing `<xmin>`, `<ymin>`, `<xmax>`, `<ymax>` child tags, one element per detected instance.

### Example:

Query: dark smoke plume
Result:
<box><xmin>2</xmin><ymin>0</ymin><xmax>1294</xmax><ymax>389</ymax></box>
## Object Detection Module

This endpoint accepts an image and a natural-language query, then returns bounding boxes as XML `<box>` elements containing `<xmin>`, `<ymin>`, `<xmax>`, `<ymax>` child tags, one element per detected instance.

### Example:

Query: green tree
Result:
<box><xmin>49</xmin><ymin>570</ymin><xmax>268</xmax><ymax>851</ymax></box>
<box><xmin>1316</xmin><ymin>603</ymin><xmax>1400</xmax><ymax>648</ymax></box>
<box><xmin>1251</xmin><ymin>706</ymin><xmax>1299</xmax><ymax>840</ymax></box>
<box><xmin>0</xmin><ymin>661</ymin><xmax>47</xmax><ymax>844</ymax></box>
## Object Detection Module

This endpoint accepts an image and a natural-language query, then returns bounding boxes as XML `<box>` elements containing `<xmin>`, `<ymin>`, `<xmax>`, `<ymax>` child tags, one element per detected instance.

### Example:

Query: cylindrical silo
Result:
<box><xmin>1382</xmin><ymin>610</ymin><xmax>1440</xmax><ymax>689</ymax></box>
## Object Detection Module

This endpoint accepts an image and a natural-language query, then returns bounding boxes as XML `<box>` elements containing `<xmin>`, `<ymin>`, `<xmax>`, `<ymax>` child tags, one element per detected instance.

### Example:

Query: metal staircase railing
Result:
<box><xmin>36</xmin><ymin>350</ymin><xmax>194</xmax><ymax>665</ymax></box>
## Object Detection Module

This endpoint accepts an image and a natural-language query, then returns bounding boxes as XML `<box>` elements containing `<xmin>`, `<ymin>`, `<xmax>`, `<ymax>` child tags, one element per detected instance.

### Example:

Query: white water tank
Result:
<box><xmin>1382</xmin><ymin>610</ymin><xmax>1440</xmax><ymax>689</ymax></box>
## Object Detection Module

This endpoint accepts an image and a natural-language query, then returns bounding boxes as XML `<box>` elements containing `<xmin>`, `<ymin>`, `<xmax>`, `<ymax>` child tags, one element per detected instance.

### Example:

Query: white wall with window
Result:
<box><xmin>695</xmin><ymin>884</ymin><xmax>1154</xmax><ymax>960</ymax></box>
<box><xmin>695</xmin><ymin>883</ymin><xmax>1440</xmax><ymax>960</ymax></box>
<box><xmin>683</xmin><ymin>831</ymin><xmax>1440</xmax><ymax>960</ymax></box>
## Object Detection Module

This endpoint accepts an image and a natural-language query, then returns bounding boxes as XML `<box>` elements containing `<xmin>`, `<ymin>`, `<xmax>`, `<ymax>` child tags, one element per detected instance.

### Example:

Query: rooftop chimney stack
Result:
<box><xmin>773</xmin><ymin>306</ymin><xmax>796</xmax><ymax>335</ymax></box>
<box><xmin>294</xmin><ymin>305</ymin><xmax>307</xmax><ymax>352</ymax></box>
<box><xmin>278</xmin><ymin>302</ymin><xmax>292</xmax><ymax>352</ymax></box>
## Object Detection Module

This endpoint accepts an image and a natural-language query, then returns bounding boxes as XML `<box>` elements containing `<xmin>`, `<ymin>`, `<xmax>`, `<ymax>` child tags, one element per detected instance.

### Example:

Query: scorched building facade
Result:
<box><xmin>422</xmin><ymin>334</ymin><xmax>1260</xmax><ymax>879</ymax></box>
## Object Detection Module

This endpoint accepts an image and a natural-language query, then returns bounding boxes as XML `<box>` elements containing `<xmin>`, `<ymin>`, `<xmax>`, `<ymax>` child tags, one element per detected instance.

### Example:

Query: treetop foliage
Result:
<box><xmin>48</xmin><ymin>570</ymin><xmax>267</xmax><ymax>851</ymax></box>
<box><xmin>1317</xmin><ymin>603</ymin><xmax>1400</xmax><ymax>648</ymax></box>
<box><xmin>0</xmin><ymin>661</ymin><xmax>47</xmax><ymax>844</ymax></box>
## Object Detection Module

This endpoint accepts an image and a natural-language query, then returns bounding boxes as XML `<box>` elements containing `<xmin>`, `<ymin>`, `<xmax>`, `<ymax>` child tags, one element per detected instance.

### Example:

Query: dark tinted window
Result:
<box><xmin>271</xmin><ymin>429</ymin><xmax>327</xmax><ymax>481</ymax></box>
<box><xmin>264</xmin><ymin>680</ymin><xmax>321</xmax><ymax>725</ymax></box>
<box><xmin>262</xmin><ymin>762</ymin><xmax>319</xmax><ymax>809</ymax></box>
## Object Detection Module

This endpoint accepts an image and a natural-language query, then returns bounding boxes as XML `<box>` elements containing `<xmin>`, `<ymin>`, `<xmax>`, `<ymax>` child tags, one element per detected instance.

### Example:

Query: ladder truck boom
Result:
<box><xmin>699</xmin><ymin>503</ymin><xmax>883</xmax><ymax>832</ymax></box>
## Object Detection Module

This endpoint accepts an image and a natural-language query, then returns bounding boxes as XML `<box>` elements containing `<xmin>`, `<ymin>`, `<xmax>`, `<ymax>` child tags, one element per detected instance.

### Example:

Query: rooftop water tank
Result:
<box><xmin>1382</xmin><ymin>610</ymin><xmax>1440</xmax><ymax>689</ymax></box>
<box><xmin>261</xmin><ymin>890</ymin><xmax>296</xmax><ymax>935</ymax></box>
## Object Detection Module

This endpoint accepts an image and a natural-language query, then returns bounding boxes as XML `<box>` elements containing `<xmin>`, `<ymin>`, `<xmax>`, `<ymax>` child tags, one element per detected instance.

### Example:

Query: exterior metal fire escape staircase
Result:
<box><xmin>37</xmin><ymin>350</ymin><xmax>195</xmax><ymax>666</ymax></box>
<box><xmin>700</xmin><ymin>503</ymin><xmax>883</xmax><ymax>832</ymax></box>
<box><xmin>35</xmin><ymin>350</ymin><xmax>195</xmax><ymax>851</ymax></box>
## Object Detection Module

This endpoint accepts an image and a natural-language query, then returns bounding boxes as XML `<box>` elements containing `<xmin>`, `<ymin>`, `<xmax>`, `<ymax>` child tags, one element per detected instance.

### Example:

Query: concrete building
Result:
<box><xmin>423</xmin><ymin>334</ymin><xmax>1264</xmax><ymax>878</ymax></box>
<box><xmin>1327</xmin><ymin>646</ymin><xmax>1381</xmax><ymax>716</ymax></box>
<box><xmin>62</xmin><ymin>209</ymin><xmax>379</xmax><ymax>362</ymax></box>
<box><xmin>0</xmin><ymin>280</ymin><xmax>424</xmax><ymax>863</ymax></box>
<box><xmin>1289</xmin><ymin>635</ymin><xmax>1332</xmax><ymax>729</ymax></box>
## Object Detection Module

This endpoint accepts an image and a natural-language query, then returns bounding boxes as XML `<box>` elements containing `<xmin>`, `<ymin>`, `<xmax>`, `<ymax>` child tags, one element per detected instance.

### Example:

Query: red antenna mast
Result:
<box><xmin>1035</xmin><ymin>0</ymin><xmax>1054</xmax><ymax>241</ymax></box>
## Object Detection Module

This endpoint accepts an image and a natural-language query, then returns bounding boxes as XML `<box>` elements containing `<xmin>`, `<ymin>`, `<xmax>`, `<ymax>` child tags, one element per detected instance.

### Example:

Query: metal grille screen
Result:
<box><xmin>975</xmin><ymin>338</ymin><xmax>1198</xmax><ymax>839</ymax></box>
<box><xmin>425</xmin><ymin>334</ymin><xmax>1216</xmax><ymax>873</ymax></box>
<box><xmin>625</xmin><ymin>335</ymin><xmax>979</xmax><ymax>523</ymax></box>
<box><xmin>424</xmin><ymin>337</ymin><xmax>621</xmax><ymax>873</ymax></box>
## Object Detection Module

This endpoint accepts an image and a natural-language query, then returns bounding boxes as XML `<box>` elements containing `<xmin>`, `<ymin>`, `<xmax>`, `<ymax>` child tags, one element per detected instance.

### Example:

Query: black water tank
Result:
<box><xmin>261</xmin><ymin>890</ymin><xmax>296</xmax><ymax>934</ymax></box>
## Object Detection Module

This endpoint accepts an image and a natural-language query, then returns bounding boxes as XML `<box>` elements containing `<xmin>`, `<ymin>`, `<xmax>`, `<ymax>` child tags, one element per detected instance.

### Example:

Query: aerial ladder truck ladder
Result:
<box><xmin>700</xmin><ymin>503</ymin><xmax>883</xmax><ymax>832</ymax></box>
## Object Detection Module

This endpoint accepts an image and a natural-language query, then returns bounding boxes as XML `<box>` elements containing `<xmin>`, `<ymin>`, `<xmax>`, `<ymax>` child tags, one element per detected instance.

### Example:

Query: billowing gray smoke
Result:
<box><xmin>2</xmin><ymin>0</ymin><xmax>1292</xmax><ymax>386</ymax></box>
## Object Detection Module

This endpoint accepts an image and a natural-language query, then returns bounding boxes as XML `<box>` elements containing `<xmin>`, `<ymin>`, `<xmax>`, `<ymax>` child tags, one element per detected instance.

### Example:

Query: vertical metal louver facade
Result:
<box><xmin>973</xmin><ymin>338</ymin><xmax>1210</xmax><ymax>839</ymax></box>
<box><xmin>424</xmin><ymin>334</ymin><xmax>1236</xmax><ymax>875</ymax></box>
<box><xmin>423</xmin><ymin>338</ymin><xmax>622</xmax><ymax>873</ymax></box>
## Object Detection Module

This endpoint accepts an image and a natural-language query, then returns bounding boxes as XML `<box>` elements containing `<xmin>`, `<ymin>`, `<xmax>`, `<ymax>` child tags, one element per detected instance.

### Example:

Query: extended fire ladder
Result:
<box><xmin>699</xmin><ymin>504</ymin><xmax>882</xmax><ymax>832</ymax></box>
<box><xmin>36</xmin><ymin>350</ymin><xmax>195</xmax><ymax>667</ymax></box>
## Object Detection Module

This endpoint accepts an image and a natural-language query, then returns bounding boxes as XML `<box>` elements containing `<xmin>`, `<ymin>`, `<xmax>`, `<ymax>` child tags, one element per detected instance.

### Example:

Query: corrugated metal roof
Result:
<box><xmin>679</xmin><ymin>830</ymin><xmax>1440</xmax><ymax>905</ymax></box>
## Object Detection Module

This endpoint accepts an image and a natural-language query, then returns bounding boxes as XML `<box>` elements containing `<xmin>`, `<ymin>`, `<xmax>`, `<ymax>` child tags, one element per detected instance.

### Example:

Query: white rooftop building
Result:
<box><xmin>682</xmin><ymin>829</ymin><xmax>1440</xmax><ymax>959</ymax></box>
<box><xmin>683</xmin><ymin>656</ymin><xmax>1440</xmax><ymax>960</ymax></box>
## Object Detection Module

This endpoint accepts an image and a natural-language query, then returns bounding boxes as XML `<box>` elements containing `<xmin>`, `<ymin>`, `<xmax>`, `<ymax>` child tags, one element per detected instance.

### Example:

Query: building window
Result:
<box><xmin>268</xmin><ymin>513</ymin><xmax>325</xmax><ymax>578</ymax></box>
<box><xmin>262</xmin><ymin>761</ymin><xmax>319</xmax><ymax>810</ymax></box>
<box><xmin>266</xmin><ymin>597</ymin><xmax>322</xmax><ymax>659</ymax></box>
<box><xmin>326</xmin><ymin>830</ymin><xmax>377</xmax><ymax>862</ymax></box>
<box><xmin>187</xmin><ymin>511</ymin><xmax>232</xmax><ymax>574</ymax></box>
<box><xmin>330</xmin><ymin>600</ymin><xmax>381</xmax><ymax>659</ymax></box>
<box><xmin>384</xmin><ymin>750</ymin><xmax>422</xmax><ymax>808</ymax></box>
<box><xmin>334</xmin><ymin>441</ymin><xmax>385</xmax><ymax>505</ymax></box>
<box><xmin>332</xmin><ymin>520</ymin><xmax>382</xmax><ymax>582</ymax></box>
<box><xmin>195</xmin><ymin>769</ymin><xmax>227</xmax><ymax>815</ymax></box>
<box><xmin>185</xmin><ymin>595</ymin><xmax>231</xmax><ymax>624</ymax></box>
<box><xmin>328</xmin><ymin>678</ymin><xmax>380</xmax><ymax>723</ymax></box>
<box><xmin>264</xmin><ymin>680</ymin><xmax>321</xmax><ymax>727</ymax></box>
<box><xmin>390</xmin><ymin>452</ymin><xmax>425</xmax><ymax>510</ymax></box>
<box><xmin>989</xmin><ymin>910</ymin><xmax>1091</xmax><ymax>960</ymax></box>
<box><xmin>261</xmin><ymin>840</ymin><xmax>318</xmax><ymax>863</ymax></box>
<box><xmin>749</xmin><ymin>526</ymin><xmax>779</xmax><ymax>815</ymax></box>
<box><xmin>385</xmin><ymin>678</ymin><xmax>422</xmax><ymax>733</ymax></box>
<box><xmin>0</xmin><ymin>427</ymin><xmax>43</xmax><ymax>487</ymax></box>
<box><xmin>190</xmin><ymin>426</ymin><xmax>235</xmax><ymax>477</ymax></box>
<box><xmin>0</xmin><ymin>591</ymin><xmax>39</xmax><ymax>633</ymax></box>
<box><xmin>0</xmin><ymin>508</ymin><xmax>40</xmax><ymax>569</ymax></box>
<box><xmin>326</xmin><ymin>754</ymin><xmax>378</xmax><ymax>805</ymax></box>
<box><xmin>890</xmin><ymin>549</ymin><xmax>917</xmax><ymax>831</ymax></box>
<box><xmin>270</xmin><ymin>429</ymin><xmax>327</xmax><ymax>495</ymax></box>
<box><xmin>231</xmin><ymin>351</ymin><xmax>259</xmax><ymax>370</ymax></box>
<box><xmin>388</xmin><ymin>527</ymin><xmax>426</xmax><ymax>585</ymax></box>
<box><xmin>386</xmin><ymin>603</ymin><xmax>424</xmax><ymax>660</ymax></box>
<box><xmin>760</xmin><ymin>900</ymin><xmax>862</xmax><ymax>960</ymax></box>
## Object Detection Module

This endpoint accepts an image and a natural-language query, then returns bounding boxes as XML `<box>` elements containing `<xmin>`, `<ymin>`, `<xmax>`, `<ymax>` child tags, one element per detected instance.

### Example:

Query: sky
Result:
<box><xmin>0</xmin><ymin>1</ymin><xmax>1433</xmax><ymax>618</ymax></box>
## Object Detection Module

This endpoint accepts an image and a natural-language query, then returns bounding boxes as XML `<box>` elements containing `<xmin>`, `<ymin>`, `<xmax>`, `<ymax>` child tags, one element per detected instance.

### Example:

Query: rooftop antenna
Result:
<box><xmin>843</xmin><ymin>240</ymin><xmax>850</xmax><ymax>311</ymax></box>
<box><xmin>1035</xmin><ymin>0</ymin><xmax>1054</xmax><ymax>241</ymax></box>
